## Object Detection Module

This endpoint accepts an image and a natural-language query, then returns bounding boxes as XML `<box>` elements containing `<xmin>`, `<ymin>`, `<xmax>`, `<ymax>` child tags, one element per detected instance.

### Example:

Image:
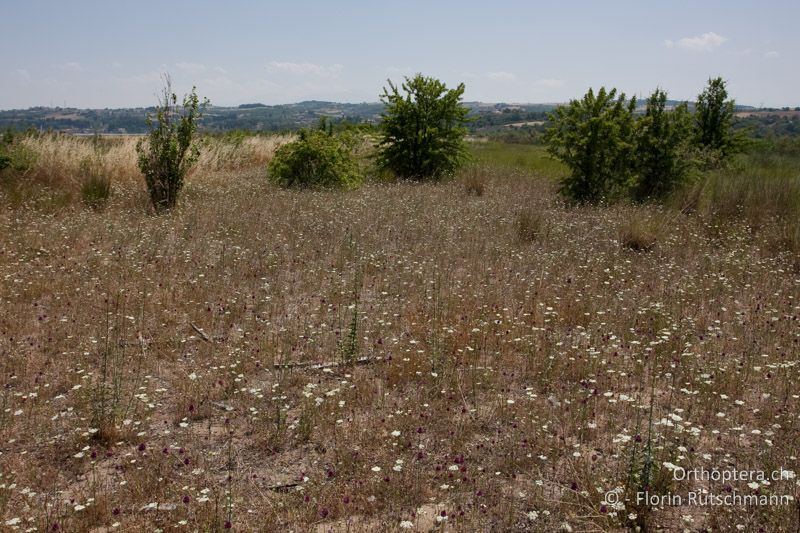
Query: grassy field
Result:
<box><xmin>468</xmin><ymin>141</ymin><xmax>568</xmax><ymax>179</ymax></box>
<box><xmin>0</xmin><ymin>136</ymin><xmax>798</xmax><ymax>531</ymax></box>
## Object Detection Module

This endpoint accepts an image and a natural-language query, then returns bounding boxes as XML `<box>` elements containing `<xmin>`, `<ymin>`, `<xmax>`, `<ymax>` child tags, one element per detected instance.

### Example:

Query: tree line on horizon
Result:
<box><xmin>4</xmin><ymin>90</ymin><xmax>795</xmax><ymax>139</ymax></box>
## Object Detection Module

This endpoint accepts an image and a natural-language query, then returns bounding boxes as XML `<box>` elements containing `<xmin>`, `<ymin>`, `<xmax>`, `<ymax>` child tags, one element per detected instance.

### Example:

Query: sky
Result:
<box><xmin>1</xmin><ymin>0</ymin><xmax>798</xmax><ymax>109</ymax></box>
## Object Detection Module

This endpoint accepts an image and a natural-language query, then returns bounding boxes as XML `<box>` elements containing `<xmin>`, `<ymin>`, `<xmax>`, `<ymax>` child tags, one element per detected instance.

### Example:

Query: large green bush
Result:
<box><xmin>136</xmin><ymin>77</ymin><xmax>207</xmax><ymax>212</ymax></box>
<box><xmin>632</xmin><ymin>89</ymin><xmax>694</xmax><ymax>201</ymax></box>
<box><xmin>544</xmin><ymin>87</ymin><xmax>637</xmax><ymax>203</ymax></box>
<box><xmin>695</xmin><ymin>77</ymin><xmax>745</xmax><ymax>160</ymax></box>
<box><xmin>545</xmin><ymin>80</ymin><xmax>748</xmax><ymax>204</ymax></box>
<box><xmin>268</xmin><ymin>128</ymin><xmax>362</xmax><ymax>189</ymax></box>
<box><xmin>376</xmin><ymin>74</ymin><xmax>470</xmax><ymax>180</ymax></box>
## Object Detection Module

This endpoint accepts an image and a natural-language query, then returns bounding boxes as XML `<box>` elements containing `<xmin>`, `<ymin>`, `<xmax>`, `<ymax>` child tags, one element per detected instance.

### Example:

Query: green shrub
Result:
<box><xmin>268</xmin><ymin>128</ymin><xmax>362</xmax><ymax>189</ymax></box>
<box><xmin>136</xmin><ymin>77</ymin><xmax>207</xmax><ymax>212</ymax></box>
<box><xmin>694</xmin><ymin>77</ymin><xmax>745</xmax><ymax>161</ymax></box>
<box><xmin>377</xmin><ymin>74</ymin><xmax>470</xmax><ymax>180</ymax></box>
<box><xmin>544</xmin><ymin>87</ymin><xmax>636</xmax><ymax>203</ymax></box>
<box><xmin>632</xmin><ymin>89</ymin><xmax>694</xmax><ymax>201</ymax></box>
<box><xmin>0</xmin><ymin>140</ymin><xmax>37</xmax><ymax>177</ymax></box>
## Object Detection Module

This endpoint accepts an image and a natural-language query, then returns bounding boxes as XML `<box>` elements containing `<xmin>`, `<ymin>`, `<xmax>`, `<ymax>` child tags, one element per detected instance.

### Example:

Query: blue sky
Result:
<box><xmin>1</xmin><ymin>0</ymin><xmax>797</xmax><ymax>109</ymax></box>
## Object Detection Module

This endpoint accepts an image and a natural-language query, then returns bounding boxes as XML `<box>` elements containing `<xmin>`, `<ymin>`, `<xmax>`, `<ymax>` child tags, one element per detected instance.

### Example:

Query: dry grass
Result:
<box><xmin>514</xmin><ymin>209</ymin><xmax>547</xmax><ymax>244</ymax></box>
<box><xmin>195</xmin><ymin>135</ymin><xmax>293</xmax><ymax>174</ymax></box>
<box><xmin>0</xmin><ymin>143</ymin><xmax>798</xmax><ymax>531</ymax></box>
<box><xmin>3</xmin><ymin>134</ymin><xmax>292</xmax><ymax>201</ymax></box>
<box><xmin>617</xmin><ymin>209</ymin><xmax>667</xmax><ymax>253</ymax></box>
<box><xmin>19</xmin><ymin>135</ymin><xmax>141</xmax><ymax>189</ymax></box>
<box><xmin>460</xmin><ymin>167</ymin><xmax>487</xmax><ymax>197</ymax></box>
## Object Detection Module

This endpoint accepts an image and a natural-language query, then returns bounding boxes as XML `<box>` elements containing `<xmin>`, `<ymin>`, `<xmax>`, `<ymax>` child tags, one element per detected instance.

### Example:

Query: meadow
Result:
<box><xmin>0</xmin><ymin>134</ymin><xmax>798</xmax><ymax>531</ymax></box>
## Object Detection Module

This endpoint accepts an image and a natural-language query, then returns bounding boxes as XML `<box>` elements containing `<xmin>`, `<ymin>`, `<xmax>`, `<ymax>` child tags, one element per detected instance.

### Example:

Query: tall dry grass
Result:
<box><xmin>1</xmin><ymin>159</ymin><xmax>798</xmax><ymax>531</ymax></box>
<box><xmin>194</xmin><ymin>134</ymin><xmax>293</xmax><ymax>174</ymax></box>
<box><xmin>7</xmin><ymin>133</ymin><xmax>292</xmax><ymax>195</ymax></box>
<box><xmin>19</xmin><ymin>135</ymin><xmax>140</xmax><ymax>189</ymax></box>
<box><xmin>0</xmin><ymin>140</ymin><xmax>799</xmax><ymax>530</ymax></box>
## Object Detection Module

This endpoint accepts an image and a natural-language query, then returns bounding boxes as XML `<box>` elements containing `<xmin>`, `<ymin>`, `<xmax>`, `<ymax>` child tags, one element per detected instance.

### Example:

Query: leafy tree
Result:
<box><xmin>268</xmin><ymin>125</ymin><xmax>362</xmax><ymax>189</ymax></box>
<box><xmin>632</xmin><ymin>89</ymin><xmax>694</xmax><ymax>201</ymax></box>
<box><xmin>377</xmin><ymin>74</ymin><xmax>470</xmax><ymax>180</ymax></box>
<box><xmin>544</xmin><ymin>87</ymin><xmax>636</xmax><ymax>203</ymax></box>
<box><xmin>136</xmin><ymin>76</ymin><xmax>207</xmax><ymax>212</ymax></box>
<box><xmin>694</xmin><ymin>77</ymin><xmax>743</xmax><ymax>159</ymax></box>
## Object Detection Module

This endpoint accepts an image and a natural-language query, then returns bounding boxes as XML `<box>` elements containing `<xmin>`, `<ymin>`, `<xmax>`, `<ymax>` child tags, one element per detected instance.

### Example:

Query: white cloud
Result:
<box><xmin>117</xmin><ymin>69</ymin><xmax>164</xmax><ymax>85</ymax></box>
<box><xmin>533</xmin><ymin>78</ymin><xmax>565</xmax><ymax>88</ymax></box>
<box><xmin>11</xmin><ymin>69</ymin><xmax>31</xmax><ymax>83</ymax></box>
<box><xmin>267</xmin><ymin>61</ymin><xmax>343</xmax><ymax>76</ymax></box>
<box><xmin>384</xmin><ymin>66</ymin><xmax>415</xmax><ymax>78</ymax></box>
<box><xmin>764</xmin><ymin>50</ymin><xmax>779</xmax><ymax>59</ymax></box>
<box><xmin>665</xmin><ymin>32</ymin><xmax>727</xmax><ymax>52</ymax></box>
<box><xmin>58</xmin><ymin>62</ymin><xmax>84</xmax><ymax>73</ymax></box>
<box><xmin>176</xmin><ymin>62</ymin><xmax>207</xmax><ymax>74</ymax></box>
<box><xmin>487</xmin><ymin>71</ymin><xmax>516</xmax><ymax>82</ymax></box>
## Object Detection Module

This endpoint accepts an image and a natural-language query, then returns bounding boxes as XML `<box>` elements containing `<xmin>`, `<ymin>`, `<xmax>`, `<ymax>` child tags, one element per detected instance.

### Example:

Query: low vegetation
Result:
<box><xmin>0</xmin><ymin>131</ymin><xmax>37</xmax><ymax>176</ymax></box>
<box><xmin>136</xmin><ymin>78</ymin><xmax>207</xmax><ymax>212</ymax></box>
<box><xmin>460</xmin><ymin>166</ymin><xmax>487</xmax><ymax>196</ymax></box>
<box><xmin>618</xmin><ymin>210</ymin><xmax>664</xmax><ymax>252</ymax></box>
<box><xmin>268</xmin><ymin>124</ymin><xmax>363</xmax><ymax>189</ymax></box>
<box><xmin>514</xmin><ymin>208</ymin><xmax>546</xmax><ymax>244</ymax></box>
<box><xmin>78</xmin><ymin>156</ymin><xmax>111</xmax><ymax>209</ymax></box>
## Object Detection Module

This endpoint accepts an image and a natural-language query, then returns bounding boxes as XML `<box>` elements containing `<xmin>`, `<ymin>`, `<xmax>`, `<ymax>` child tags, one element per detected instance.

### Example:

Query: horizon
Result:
<box><xmin>2</xmin><ymin>0</ymin><xmax>798</xmax><ymax>110</ymax></box>
<box><xmin>0</xmin><ymin>96</ymin><xmax>788</xmax><ymax>114</ymax></box>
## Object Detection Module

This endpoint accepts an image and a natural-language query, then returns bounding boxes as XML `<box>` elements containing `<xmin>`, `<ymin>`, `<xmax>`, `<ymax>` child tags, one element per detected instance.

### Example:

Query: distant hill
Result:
<box><xmin>0</xmin><ymin>101</ymin><xmax>557</xmax><ymax>135</ymax></box>
<box><xmin>0</xmin><ymin>100</ymin><xmax>789</xmax><ymax>137</ymax></box>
